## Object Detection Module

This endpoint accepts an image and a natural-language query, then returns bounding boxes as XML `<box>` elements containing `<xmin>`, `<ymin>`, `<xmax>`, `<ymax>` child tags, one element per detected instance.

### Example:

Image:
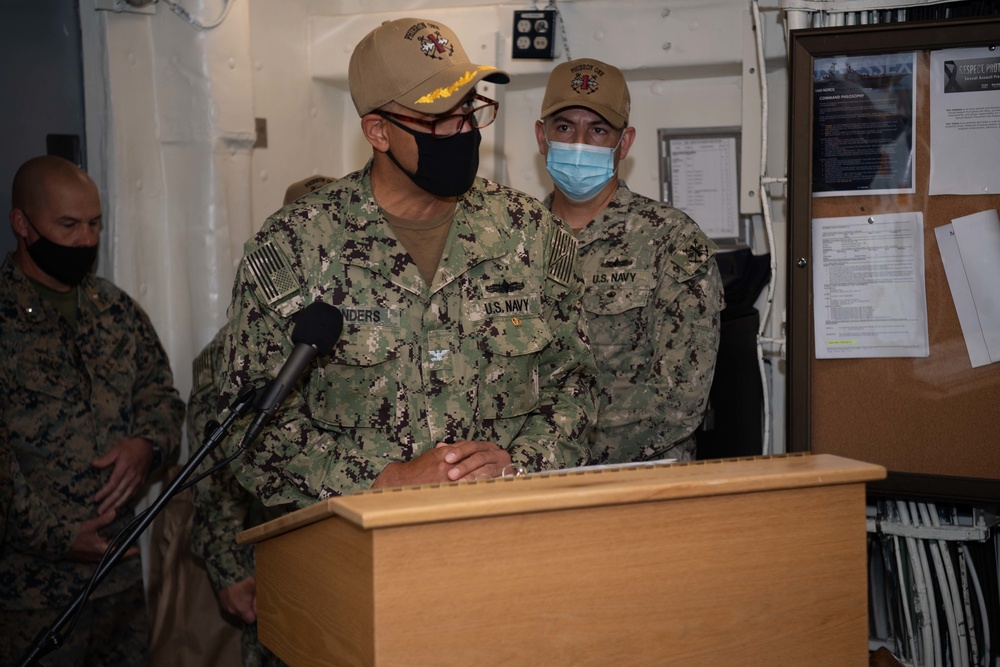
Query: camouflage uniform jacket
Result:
<box><xmin>561</xmin><ymin>182</ymin><xmax>724</xmax><ymax>463</ymax></box>
<box><xmin>224</xmin><ymin>162</ymin><xmax>598</xmax><ymax>506</ymax></box>
<box><xmin>189</xmin><ymin>327</ymin><xmax>265</xmax><ymax>591</ymax></box>
<box><xmin>0</xmin><ymin>436</ymin><xmax>13</xmax><ymax>546</ymax></box>
<box><xmin>0</xmin><ymin>254</ymin><xmax>184</xmax><ymax>609</ymax></box>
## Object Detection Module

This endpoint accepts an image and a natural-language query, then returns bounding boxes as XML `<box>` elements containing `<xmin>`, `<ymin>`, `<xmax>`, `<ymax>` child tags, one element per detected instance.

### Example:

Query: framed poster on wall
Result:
<box><xmin>658</xmin><ymin>128</ymin><xmax>742</xmax><ymax>242</ymax></box>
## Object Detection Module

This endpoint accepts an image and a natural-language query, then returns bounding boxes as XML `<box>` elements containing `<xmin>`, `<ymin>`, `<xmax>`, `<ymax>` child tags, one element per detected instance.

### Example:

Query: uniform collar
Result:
<box><xmin>337</xmin><ymin>162</ymin><xmax>507</xmax><ymax>295</ymax></box>
<box><xmin>545</xmin><ymin>181</ymin><xmax>636</xmax><ymax>247</ymax></box>
<box><xmin>1</xmin><ymin>254</ymin><xmax>109</xmax><ymax>323</ymax></box>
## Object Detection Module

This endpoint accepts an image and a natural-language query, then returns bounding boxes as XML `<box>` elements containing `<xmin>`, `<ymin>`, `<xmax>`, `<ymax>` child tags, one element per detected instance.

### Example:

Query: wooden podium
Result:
<box><xmin>238</xmin><ymin>453</ymin><xmax>885</xmax><ymax>667</ymax></box>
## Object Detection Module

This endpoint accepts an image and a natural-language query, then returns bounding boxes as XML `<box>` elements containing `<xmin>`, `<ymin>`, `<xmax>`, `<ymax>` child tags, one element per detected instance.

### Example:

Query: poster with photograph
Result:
<box><xmin>812</xmin><ymin>53</ymin><xmax>916</xmax><ymax>197</ymax></box>
<box><xmin>929</xmin><ymin>47</ymin><xmax>1000</xmax><ymax>195</ymax></box>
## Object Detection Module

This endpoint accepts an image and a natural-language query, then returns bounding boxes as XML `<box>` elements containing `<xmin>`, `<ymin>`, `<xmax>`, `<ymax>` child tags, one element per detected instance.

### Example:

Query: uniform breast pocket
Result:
<box><xmin>17</xmin><ymin>351</ymin><xmax>83</xmax><ymax>401</ymax></box>
<box><xmin>312</xmin><ymin>329</ymin><xmax>401</xmax><ymax>429</ymax></box>
<box><xmin>583</xmin><ymin>285</ymin><xmax>651</xmax><ymax>315</ymax></box>
<box><xmin>478</xmin><ymin>318</ymin><xmax>551</xmax><ymax>420</ymax></box>
<box><xmin>94</xmin><ymin>344</ymin><xmax>138</xmax><ymax>400</ymax></box>
<box><xmin>582</xmin><ymin>285</ymin><xmax>651</xmax><ymax>348</ymax></box>
<box><xmin>14</xmin><ymin>351</ymin><xmax>87</xmax><ymax>451</ymax></box>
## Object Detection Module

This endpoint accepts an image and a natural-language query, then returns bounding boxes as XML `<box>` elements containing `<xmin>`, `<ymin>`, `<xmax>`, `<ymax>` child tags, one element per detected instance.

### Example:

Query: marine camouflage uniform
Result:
<box><xmin>223</xmin><ymin>162</ymin><xmax>598</xmax><ymax>506</ymax></box>
<box><xmin>0</xmin><ymin>254</ymin><xmax>184</xmax><ymax>664</ymax></box>
<box><xmin>0</xmin><ymin>436</ymin><xmax>13</xmax><ymax>546</ymax></box>
<box><xmin>559</xmin><ymin>182</ymin><xmax>723</xmax><ymax>463</ymax></box>
<box><xmin>189</xmin><ymin>327</ymin><xmax>284</xmax><ymax>667</ymax></box>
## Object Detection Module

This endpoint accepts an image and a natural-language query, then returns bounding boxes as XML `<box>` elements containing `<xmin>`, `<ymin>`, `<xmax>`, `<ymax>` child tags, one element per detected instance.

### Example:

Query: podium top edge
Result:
<box><xmin>238</xmin><ymin>453</ymin><xmax>886</xmax><ymax>544</ymax></box>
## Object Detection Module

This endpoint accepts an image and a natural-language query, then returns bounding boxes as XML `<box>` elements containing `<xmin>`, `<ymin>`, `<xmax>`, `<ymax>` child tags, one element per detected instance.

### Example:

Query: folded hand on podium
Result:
<box><xmin>370</xmin><ymin>441</ymin><xmax>513</xmax><ymax>489</ymax></box>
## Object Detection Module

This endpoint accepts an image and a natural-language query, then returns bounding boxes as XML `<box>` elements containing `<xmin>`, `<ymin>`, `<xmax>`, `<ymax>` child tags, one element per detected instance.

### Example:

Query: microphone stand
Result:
<box><xmin>17</xmin><ymin>385</ymin><xmax>261</xmax><ymax>667</ymax></box>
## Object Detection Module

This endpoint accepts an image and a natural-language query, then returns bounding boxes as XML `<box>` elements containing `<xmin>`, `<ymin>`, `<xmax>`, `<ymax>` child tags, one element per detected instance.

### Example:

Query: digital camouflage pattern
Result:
<box><xmin>565</xmin><ymin>182</ymin><xmax>723</xmax><ymax>463</ymax></box>
<box><xmin>190</xmin><ymin>326</ymin><xmax>255</xmax><ymax>593</ymax></box>
<box><xmin>189</xmin><ymin>326</ymin><xmax>285</xmax><ymax>667</ymax></box>
<box><xmin>223</xmin><ymin>161</ymin><xmax>598</xmax><ymax>506</ymax></box>
<box><xmin>0</xmin><ymin>436</ymin><xmax>12</xmax><ymax>545</ymax></box>
<box><xmin>0</xmin><ymin>254</ymin><xmax>184</xmax><ymax>610</ymax></box>
<box><xmin>1</xmin><ymin>582</ymin><xmax>149</xmax><ymax>666</ymax></box>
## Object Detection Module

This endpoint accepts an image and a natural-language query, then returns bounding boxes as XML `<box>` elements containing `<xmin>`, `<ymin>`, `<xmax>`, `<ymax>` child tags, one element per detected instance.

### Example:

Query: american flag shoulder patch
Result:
<box><xmin>192</xmin><ymin>342</ymin><xmax>217</xmax><ymax>392</ymax></box>
<box><xmin>245</xmin><ymin>241</ymin><xmax>301</xmax><ymax>307</ymax></box>
<box><xmin>546</xmin><ymin>227</ymin><xmax>577</xmax><ymax>286</ymax></box>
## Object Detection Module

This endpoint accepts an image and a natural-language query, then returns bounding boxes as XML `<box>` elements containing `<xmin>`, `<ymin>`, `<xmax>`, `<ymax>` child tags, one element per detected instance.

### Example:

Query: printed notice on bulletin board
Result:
<box><xmin>659</xmin><ymin>130</ymin><xmax>740</xmax><ymax>239</ymax></box>
<box><xmin>928</xmin><ymin>47</ymin><xmax>1000</xmax><ymax>195</ymax></box>
<box><xmin>811</xmin><ymin>212</ymin><xmax>929</xmax><ymax>359</ymax></box>
<box><xmin>812</xmin><ymin>53</ymin><xmax>917</xmax><ymax>197</ymax></box>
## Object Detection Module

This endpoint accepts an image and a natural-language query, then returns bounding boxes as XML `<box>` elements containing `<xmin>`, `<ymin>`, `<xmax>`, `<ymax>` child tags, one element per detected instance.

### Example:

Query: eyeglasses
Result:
<box><xmin>377</xmin><ymin>94</ymin><xmax>499</xmax><ymax>139</ymax></box>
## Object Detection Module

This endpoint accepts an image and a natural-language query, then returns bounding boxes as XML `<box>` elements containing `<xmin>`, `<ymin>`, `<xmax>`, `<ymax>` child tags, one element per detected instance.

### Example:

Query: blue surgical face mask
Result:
<box><xmin>545</xmin><ymin>138</ymin><xmax>619</xmax><ymax>203</ymax></box>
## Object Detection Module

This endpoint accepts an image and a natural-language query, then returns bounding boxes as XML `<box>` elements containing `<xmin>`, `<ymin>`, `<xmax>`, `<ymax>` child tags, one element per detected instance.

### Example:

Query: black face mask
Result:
<box><xmin>24</xmin><ymin>218</ymin><xmax>98</xmax><ymax>287</ymax></box>
<box><xmin>385</xmin><ymin>121</ymin><xmax>481</xmax><ymax>198</ymax></box>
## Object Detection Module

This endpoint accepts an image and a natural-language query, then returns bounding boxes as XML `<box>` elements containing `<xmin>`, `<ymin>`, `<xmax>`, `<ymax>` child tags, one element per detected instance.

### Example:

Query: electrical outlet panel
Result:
<box><xmin>511</xmin><ymin>9</ymin><xmax>559</xmax><ymax>60</ymax></box>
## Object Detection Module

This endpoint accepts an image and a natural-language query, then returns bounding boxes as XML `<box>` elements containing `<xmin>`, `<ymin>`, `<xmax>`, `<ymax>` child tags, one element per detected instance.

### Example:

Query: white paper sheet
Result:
<box><xmin>929</xmin><ymin>48</ymin><xmax>1000</xmax><ymax>195</ymax></box>
<box><xmin>529</xmin><ymin>459</ymin><xmax>678</xmax><ymax>477</ymax></box>
<box><xmin>812</xmin><ymin>212</ymin><xmax>929</xmax><ymax>359</ymax></box>
<box><xmin>950</xmin><ymin>210</ymin><xmax>1000</xmax><ymax>364</ymax></box>
<box><xmin>666</xmin><ymin>135</ymin><xmax>740</xmax><ymax>239</ymax></box>
<box><xmin>934</xmin><ymin>224</ymin><xmax>991</xmax><ymax>367</ymax></box>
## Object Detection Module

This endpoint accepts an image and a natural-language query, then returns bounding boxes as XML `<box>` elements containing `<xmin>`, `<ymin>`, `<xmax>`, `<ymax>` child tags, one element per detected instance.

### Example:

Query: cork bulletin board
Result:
<box><xmin>787</xmin><ymin>18</ymin><xmax>1000</xmax><ymax>502</ymax></box>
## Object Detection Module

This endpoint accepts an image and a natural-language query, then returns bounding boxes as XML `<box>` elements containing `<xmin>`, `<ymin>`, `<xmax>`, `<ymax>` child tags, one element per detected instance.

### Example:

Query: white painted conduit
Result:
<box><xmin>872</xmin><ymin>503</ymin><xmax>998</xmax><ymax>666</ymax></box>
<box><xmin>915</xmin><ymin>502</ymin><xmax>962</xmax><ymax>666</ymax></box>
<box><xmin>962</xmin><ymin>543</ymin><xmax>991</xmax><ymax>664</ymax></box>
<box><xmin>782</xmin><ymin>0</ymin><xmax>988</xmax><ymax>29</ymax></box>
<box><xmin>892</xmin><ymin>530</ymin><xmax>919</xmax><ymax>662</ymax></box>
<box><xmin>898</xmin><ymin>500</ymin><xmax>939</xmax><ymax>667</ymax></box>
<box><xmin>749</xmin><ymin>0</ymin><xmax>784</xmax><ymax>454</ymax></box>
<box><xmin>924</xmin><ymin>503</ymin><xmax>970</xmax><ymax>667</ymax></box>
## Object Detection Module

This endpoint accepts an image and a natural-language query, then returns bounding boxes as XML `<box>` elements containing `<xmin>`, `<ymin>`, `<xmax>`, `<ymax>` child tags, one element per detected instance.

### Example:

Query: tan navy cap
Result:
<box><xmin>283</xmin><ymin>175</ymin><xmax>335</xmax><ymax>205</ymax></box>
<box><xmin>349</xmin><ymin>18</ymin><xmax>510</xmax><ymax>116</ymax></box>
<box><xmin>540</xmin><ymin>58</ymin><xmax>631</xmax><ymax>129</ymax></box>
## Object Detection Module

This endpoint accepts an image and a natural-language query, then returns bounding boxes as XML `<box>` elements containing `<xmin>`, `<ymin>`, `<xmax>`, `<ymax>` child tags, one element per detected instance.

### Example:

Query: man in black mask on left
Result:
<box><xmin>0</xmin><ymin>155</ymin><xmax>184</xmax><ymax>666</ymax></box>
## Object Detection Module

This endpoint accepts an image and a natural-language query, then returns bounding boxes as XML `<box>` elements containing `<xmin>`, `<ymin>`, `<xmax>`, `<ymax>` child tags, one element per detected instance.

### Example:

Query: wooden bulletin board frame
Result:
<box><xmin>788</xmin><ymin>18</ymin><xmax>1000</xmax><ymax>503</ymax></box>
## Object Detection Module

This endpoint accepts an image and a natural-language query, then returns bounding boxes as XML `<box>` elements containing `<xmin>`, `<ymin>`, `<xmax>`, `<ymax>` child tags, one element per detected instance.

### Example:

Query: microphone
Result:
<box><xmin>241</xmin><ymin>301</ymin><xmax>343</xmax><ymax>447</ymax></box>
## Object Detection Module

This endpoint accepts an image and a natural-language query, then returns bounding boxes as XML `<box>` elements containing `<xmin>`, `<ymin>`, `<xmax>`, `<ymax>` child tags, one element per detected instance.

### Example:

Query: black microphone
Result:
<box><xmin>241</xmin><ymin>301</ymin><xmax>343</xmax><ymax>447</ymax></box>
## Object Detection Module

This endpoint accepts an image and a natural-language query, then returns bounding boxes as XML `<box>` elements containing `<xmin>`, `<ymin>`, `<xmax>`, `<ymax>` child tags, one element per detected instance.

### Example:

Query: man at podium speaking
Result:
<box><xmin>221</xmin><ymin>17</ymin><xmax>599</xmax><ymax>507</ymax></box>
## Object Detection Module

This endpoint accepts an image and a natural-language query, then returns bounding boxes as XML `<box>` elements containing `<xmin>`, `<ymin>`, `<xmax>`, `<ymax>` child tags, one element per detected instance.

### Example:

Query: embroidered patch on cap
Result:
<box><xmin>572</xmin><ymin>71</ymin><xmax>600</xmax><ymax>95</ymax></box>
<box><xmin>417</xmin><ymin>29</ymin><xmax>454</xmax><ymax>59</ymax></box>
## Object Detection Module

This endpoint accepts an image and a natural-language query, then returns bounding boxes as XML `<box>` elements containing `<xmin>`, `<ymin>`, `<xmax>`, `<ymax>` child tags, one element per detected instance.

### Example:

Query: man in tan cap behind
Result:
<box><xmin>535</xmin><ymin>57</ymin><xmax>724</xmax><ymax>464</ymax></box>
<box><xmin>220</xmin><ymin>18</ymin><xmax>598</xmax><ymax>507</ymax></box>
<box><xmin>282</xmin><ymin>175</ymin><xmax>334</xmax><ymax>205</ymax></box>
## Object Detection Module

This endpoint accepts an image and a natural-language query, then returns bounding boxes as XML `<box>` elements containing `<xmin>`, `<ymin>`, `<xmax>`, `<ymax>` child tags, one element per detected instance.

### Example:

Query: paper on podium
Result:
<box><xmin>529</xmin><ymin>458</ymin><xmax>678</xmax><ymax>476</ymax></box>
